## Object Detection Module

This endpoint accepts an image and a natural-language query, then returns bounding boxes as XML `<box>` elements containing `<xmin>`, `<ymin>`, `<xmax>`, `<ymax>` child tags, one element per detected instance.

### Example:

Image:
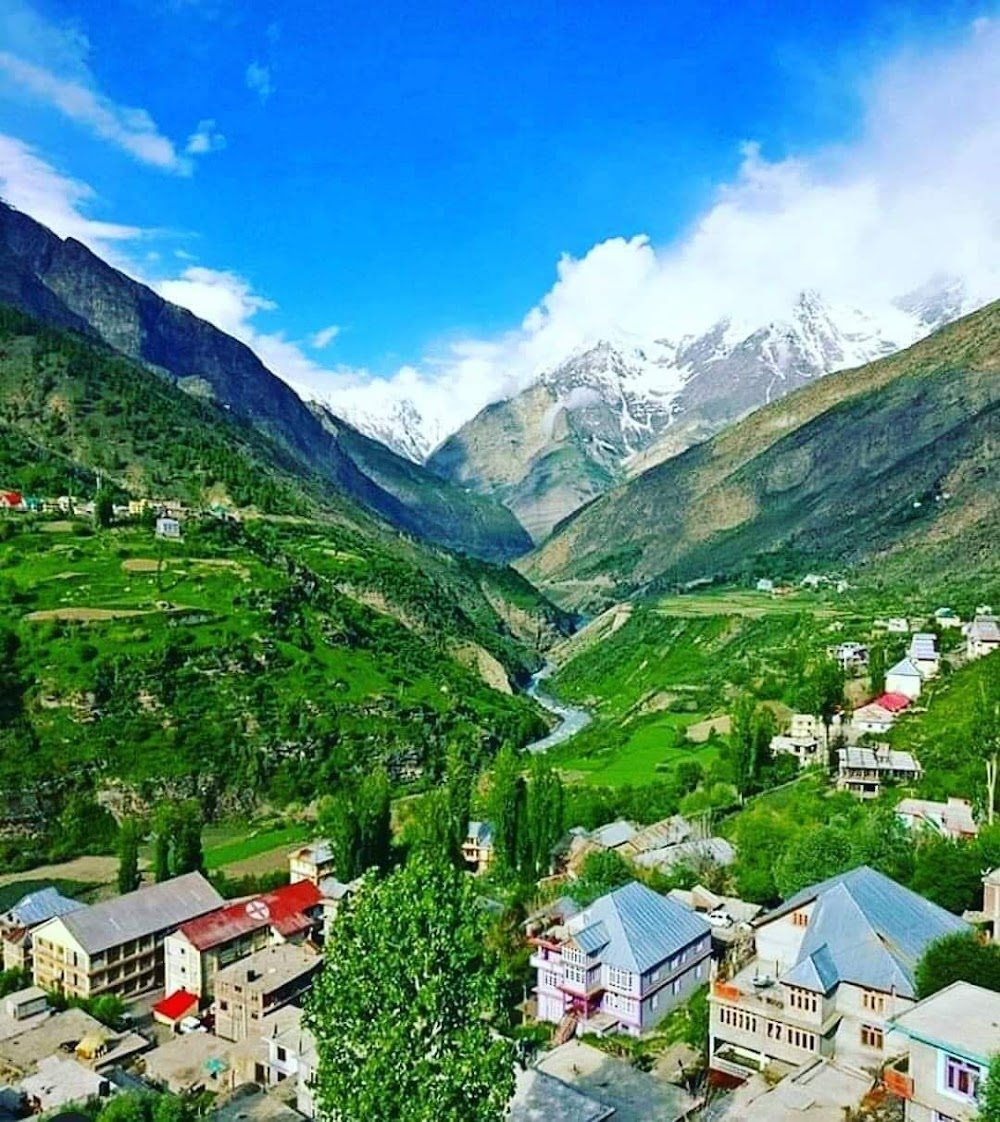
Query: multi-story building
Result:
<box><xmin>837</xmin><ymin>744</ymin><xmax>922</xmax><ymax>799</ymax></box>
<box><xmin>708</xmin><ymin>866</ymin><xmax>969</xmax><ymax>1082</ymax></box>
<box><xmin>531</xmin><ymin>881</ymin><xmax>711</xmax><ymax>1037</ymax></box>
<box><xmin>462</xmin><ymin>821</ymin><xmax>495</xmax><ymax>875</ymax></box>
<box><xmin>213</xmin><ymin>943</ymin><xmax>322</xmax><ymax>1042</ymax></box>
<box><xmin>885</xmin><ymin>981</ymin><xmax>1000</xmax><ymax>1121</ymax></box>
<box><xmin>31</xmin><ymin>873</ymin><xmax>223</xmax><ymax>1000</ymax></box>
<box><xmin>1</xmin><ymin>887</ymin><xmax>85</xmax><ymax>973</ymax></box>
<box><xmin>164</xmin><ymin>880</ymin><xmax>321</xmax><ymax>1002</ymax></box>
<box><xmin>289</xmin><ymin>841</ymin><xmax>336</xmax><ymax>885</ymax></box>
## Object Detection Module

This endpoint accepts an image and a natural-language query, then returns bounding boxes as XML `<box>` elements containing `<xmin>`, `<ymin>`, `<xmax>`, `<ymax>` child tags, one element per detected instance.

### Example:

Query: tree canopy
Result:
<box><xmin>915</xmin><ymin>931</ymin><xmax>1000</xmax><ymax>1000</ymax></box>
<box><xmin>305</xmin><ymin>854</ymin><xmax>515</xmax><ymax>1122</ymax></box>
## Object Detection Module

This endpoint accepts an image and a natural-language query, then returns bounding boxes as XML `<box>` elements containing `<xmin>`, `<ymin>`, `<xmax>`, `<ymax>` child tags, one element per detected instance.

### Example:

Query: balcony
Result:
<box><xmin>883</xmin><ymin>1056</ymin><xmax>913</xmax><ymax>1100</ymax></box>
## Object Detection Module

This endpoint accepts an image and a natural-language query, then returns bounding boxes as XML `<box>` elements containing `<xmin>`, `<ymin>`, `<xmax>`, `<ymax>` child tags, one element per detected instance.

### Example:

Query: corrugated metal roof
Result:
<box><xmin>5</xmin><ymin>887</ymin><xmax>85</xmax><ymax>928</ymax></box>
<box><xmin>767</xmin><ymin>866</ymin><xmax>969</xmax><ymax>999</ymax></box>
<box><xmin>590</xmin><ymin>821</ymin><xmax>637</xmax><ymax>850</ymax></box>
<box><xmin>567</xmin><ymin>882</ymin><xmax>709</xmax><ymax>973</ymax></box>
<box><xmin>40</xmin><ymin>872</ymin><xmax>224</xmax><ymax>954</ymax></box>
<box><xmin>887</xmin><ymin>658</ymin><xmax>922</xmax><ymax>678</ymax></box>
<box><xmin>176</xmin><ymin>880</ymin><xmax>321</xmax><ymax>950</ymax></box>
<box><xmin>467</xmin><ymin>820</ymin><xmax>495</xmax><ymax>846</ymax></box>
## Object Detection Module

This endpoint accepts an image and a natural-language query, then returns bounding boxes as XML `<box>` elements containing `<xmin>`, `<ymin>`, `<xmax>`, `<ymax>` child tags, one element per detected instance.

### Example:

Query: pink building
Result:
<box><xmin>530</xmin><ymin>882</ymin><xmax>711</xmax><ymax>1037</ymax></box>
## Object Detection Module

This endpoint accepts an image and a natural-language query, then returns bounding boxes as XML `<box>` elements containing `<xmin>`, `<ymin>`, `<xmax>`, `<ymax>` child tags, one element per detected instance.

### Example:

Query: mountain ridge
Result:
<box><xmin>0</xmin><ymin>202</ymin><xmax>530</xmax><ymax>563</ymax></box>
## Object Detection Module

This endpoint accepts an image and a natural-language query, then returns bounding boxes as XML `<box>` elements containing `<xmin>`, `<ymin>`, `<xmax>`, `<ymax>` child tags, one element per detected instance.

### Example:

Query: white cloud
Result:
<box><xmin>0</xmin><ymin>134</ymin><xmax>145</xmax><ymax>256</ymax></box>
<box><xmin>185</xmin><ymin>118</ymin><xmax>226</xmax><ymax>155</ymax></box>
<box><xmin>304</xmin><ymin>18</ymin><xmax>1000</xmax><ymax>446</ymax></box>
<box><xmin>245</xmin><ymin>62</ymin><xmax>273</xmax><ymax>104</ymax></box>
<box><xmin>310</xmin><ymin>325</ymin><xmax>340</xmax><ymax>349</ymax></box>
<box><xmin>157</xmin><ymin>266</ymin><xmax>276</xmax><ymax>341</ymax></box>
<box><xmin>0</xmin><ymin>2</ymin><xmax>223</xmax><ymax>174</ymax></box>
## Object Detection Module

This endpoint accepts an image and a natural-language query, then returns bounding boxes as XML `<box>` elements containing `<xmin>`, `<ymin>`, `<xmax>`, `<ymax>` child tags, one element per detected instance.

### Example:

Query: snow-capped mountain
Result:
<box><xmin>421</xmin><ymin>282</ymin><xmax>985</xmax><ymax>540</ymax></box>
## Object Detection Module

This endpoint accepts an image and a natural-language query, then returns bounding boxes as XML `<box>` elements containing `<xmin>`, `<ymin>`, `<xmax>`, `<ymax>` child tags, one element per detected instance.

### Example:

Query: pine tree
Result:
<box><xmin>524</xmin><ymin>757</ymin><xmax>563</xmax><ymax>879</ymax></box>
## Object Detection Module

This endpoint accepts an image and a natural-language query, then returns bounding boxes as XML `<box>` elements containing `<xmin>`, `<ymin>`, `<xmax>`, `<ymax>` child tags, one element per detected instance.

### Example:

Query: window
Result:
<box><xmin>564</xmin><ymin>965</ymin><xmax>585</xmax><ymax>987</ymax></box>
<box><xmin>672</xmin><ymin>978</ymin><xmax>682</xmax><ymax>995</ymax></box>
<box><xmin>542</xmin><ymin>971</ymin><xmax>559</xmax><ymax>989</ymax></box>
<box><xmin>696</xmin><ymin>962</ymin><xmax>704</xmax><ymax>980</ymax></box>
<box><xmin>718</xmin><ymin>1007</ymin><xmax>757</xmax><ymax>1033</ymax></box>
<box><xmin>862</xmin><ymin>990</ymin><xmax>885</xmax><ymax>1013</ymax></box>
<box><xmin>943</xmin><ymin>1055</ymin><xmax>981</xmax><ymax>1102</ymax></box>
<box><xmin>669</xmin><ymin>954</ymin><xmax>682</xmax><ymax>971</ymax></box>
<box><xmin>788</xmin><ymin>1027</ymin><xmax>816</xmax><ymax>1051</ymax></box>
<box><xmin>651</xmin><ymin>993</ymin><xmax>660</xmax><ymax>1010</ymax></box>
<box><xmin>861</xmin><ymin>1025</ymin><xmax>884</xmax><ymax>1051</ymax></box>
<box><xmin>608</xmin><ymin>967</ymin><xmax>632</xmax><ymax>991</ymax></box>
<box><xmin>792</xmin><ymin>911</ymin><xmax>809</xmax><ymax>928</ymax></box>
<box><xmin>788</xmin><ymin>988</ymin><xmax>818</xmax><ymax>1013</ymax></box>
<box><xmin>933</xmin><ymin>1113</ymin><xmax>959</xmax><ymax>1122</ymax></box>
<box><xmin>767</xmin><ymin>1021</ymin><xmax>783</xmax><ymax>1041</ymax></box>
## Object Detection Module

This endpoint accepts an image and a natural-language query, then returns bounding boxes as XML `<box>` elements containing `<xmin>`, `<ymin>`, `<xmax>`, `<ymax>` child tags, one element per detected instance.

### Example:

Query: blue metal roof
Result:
<box><xmin>590</xmin><ymin>820</ymin><xmax>637</xmax><ymax>850</ymax></box>
<box><xmin>6</xmin><ymin>886</ymin><xmax>85</xmax><ymax>928</ymax></box>
<box><xmin>771</xmin><ymin>866</ymin><xmax>969</xmax><ymax>999</ymax></box>
<box><xmin>567</xmin><ymin>881</ymin><xmax>710</xmax><ymax>973</ymax></box>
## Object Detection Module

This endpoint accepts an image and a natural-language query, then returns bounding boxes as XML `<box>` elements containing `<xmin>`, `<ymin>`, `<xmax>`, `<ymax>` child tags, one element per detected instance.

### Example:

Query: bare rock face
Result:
<box><xmin>0</xmin><ymin>202</ymin><xmax>531</xmax><ymax>562</ymax></box>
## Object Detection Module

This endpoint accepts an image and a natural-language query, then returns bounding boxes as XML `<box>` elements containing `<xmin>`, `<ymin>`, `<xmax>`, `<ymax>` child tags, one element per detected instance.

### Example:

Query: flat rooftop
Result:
<box><xmin>890</xmin><ymin>981</ymin><xmax>1000</xmax><ymax>1063</ymax></box>
<box><xmin>536</xmin><ymin>1041</ymin><xmax>699</xmax><ymax>1122</ymax></box>
<box><xmin>509</xmin><ymin>1067</ymin><xmax>613</xmax><ymax>1122</ymax></box>
<box><xmin>142</xmin><ymin>1031</ymin><xmax>238</xmax><ymax>1093</ymax></box>
<box><xmin>0</xmin><ymin>1007</ymin><xmax>149</xmax><ymax>1080</ymax></box>
<box><xmin>214</xmin><ymin>942</ymin><xmax>321</xmax><ymax>995</ymax></box>
<box><xmin>712</xmin><ymin>1059</ymin><xmax>872</xmax><ymax>1122</ymax></box>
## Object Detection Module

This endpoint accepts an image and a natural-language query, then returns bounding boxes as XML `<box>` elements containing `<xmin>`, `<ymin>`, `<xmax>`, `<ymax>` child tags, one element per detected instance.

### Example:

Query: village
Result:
<box><xmin>0</xmin><ymin>588</ymin><xmax>996</xmax><ymax>1122</ymax></box>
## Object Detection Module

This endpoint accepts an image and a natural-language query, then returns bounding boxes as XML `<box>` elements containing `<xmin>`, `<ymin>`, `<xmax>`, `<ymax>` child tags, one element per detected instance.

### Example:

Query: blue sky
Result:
<box><xmin>0</xmin><ymin>0</ymin><xmax>997</xmax><ymax>443</ymax></box>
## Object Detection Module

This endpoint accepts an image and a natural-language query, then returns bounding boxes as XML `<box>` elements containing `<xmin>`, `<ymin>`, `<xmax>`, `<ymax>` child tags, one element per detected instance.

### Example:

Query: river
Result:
<box><xmin>525</xmin><ymin>663</ymin><xmax>593</xmax><ymax>753</ymax></box>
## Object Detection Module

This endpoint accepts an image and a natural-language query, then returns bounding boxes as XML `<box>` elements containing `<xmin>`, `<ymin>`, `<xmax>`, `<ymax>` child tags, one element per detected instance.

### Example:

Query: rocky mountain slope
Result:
<box><xmin>423</xmin><ymin>288</ymin><xmax>982</xmax><ymax>541</ymax></box>
<box><xmin>0</xmin><ymin>202</ymin><xmax>529</xmax><ymax>562</ymax></box>
<box><xmin>520</xmin><ymin>299</ymin><xmax>1000</xmax><ymax>609</ymax></box>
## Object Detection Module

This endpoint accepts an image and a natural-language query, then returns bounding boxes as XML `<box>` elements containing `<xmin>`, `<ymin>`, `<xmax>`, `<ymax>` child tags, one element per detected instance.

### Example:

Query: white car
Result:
<box><xmin>706</xmin><ymin>908</ymin><xmax>733</xmax><ymax>928</ymax></box>
<box><xmin>179</xmin><ymin>1015</ymin><xmax>206</xmax><ymax>1034</ymax></box>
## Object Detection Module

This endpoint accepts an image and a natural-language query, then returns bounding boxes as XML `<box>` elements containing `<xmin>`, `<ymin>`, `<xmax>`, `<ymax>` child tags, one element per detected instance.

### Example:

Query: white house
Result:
<box><xmin>907</xmin><ymin>633</ymin><xmax>939</xmax><ymax>678</ymax></box>
<box><xmin>966</xmin><ymin>616</ymin><xmax>1000</xmax><ymax>661</ymax></box>
<box><xmin>155</xmin><ymin>516</ymin><xmax>182</xmax><ymax>540</ymax></box>
<box><xmin>885</xmin><ymin>658</ymin><xmax>924</xmax><ymax>700</ymax></box>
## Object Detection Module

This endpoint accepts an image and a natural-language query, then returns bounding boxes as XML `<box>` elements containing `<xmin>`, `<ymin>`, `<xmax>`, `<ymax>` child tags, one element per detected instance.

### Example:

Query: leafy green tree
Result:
<box><xmin>915</xmin><ymin>931</ymin><xmax>1000</xmax><ymax>999</ymax></box>
<box><xmin>117</xmin><ymin>818</ymin><xmax>143</xmax><ymax>895</ymax></box>
<box><xmin>305</xmin><ymin>855</ymin><xmax>515</xmax><ymax>1121</ymax></box>
<box><xmin>727</xmin><ymin>698</ymin><xmax>777</xmax><ymax>794</ymax></box>
<box><xmin>977</xmin><ymin>1054</ymin><xmax>1000</xmax><ymax>1122</ymax></box>
<box><xmin>910</xmin><ymin>835</ymin><xmax>984</xmax><ymax>914</ymax></box>
<box><xmin>153</xmin><ymin>826</ymin><xmax>171</xmax><ymax>883</ymax></box>
<box><xmin>569</xmin><ymin>849</ymin><xmax>633</xmax><ymax>906</ymax></box>
<box><xmin>854</xmin><ymin>807</ymin><xmax>915</xmax><ymax>885</ymax></box>
<box><xmin>732</xmin><ymin>809</ymin><xmax>797</xmax><ymax>904</ymax></box>
<box><xmin>868</xmin><ymin>642</ymin><xmax>886</xmax><ymax>696</ymax></box>
<box><xmin>319</xmin><ymin>790</ymin><xmax>361</xmax><ymax>882</ymax></box>
<box><xmin>444</xmin><ymin>746</ymin><xmax>474</xmax><ymax>864</ymax></box>
<box><xmin>774</xmin><ymin>824</ymin><xmax>857</xmax><ymax>899</ymax></box>
<box><xmin>170</xmin><ymin>801</ymin><xmax>204</xmax><ymax>877</ymax></box>
<box><xmin>95</xmin><ymin>490</ymin><xmax>114</xmax><ymax>529</ymax></box>
<box><xmin>356</xmin><ymin>766</ymin><xmax>392</xmax><ymax>873</ymax></box>
<box><xmin>524</xmin><ymin>756</ymin><xmax>564</xmax><ymax>880</ymax></box>
<box><xmin>799</xmin><ymin>661</ymin><xmax>845</xmax><ymax>763</ymax></box>
<box><xmin>488</xmin><ymin>744</ymin><xmax>524</xmax><ymax>877</ymax></box>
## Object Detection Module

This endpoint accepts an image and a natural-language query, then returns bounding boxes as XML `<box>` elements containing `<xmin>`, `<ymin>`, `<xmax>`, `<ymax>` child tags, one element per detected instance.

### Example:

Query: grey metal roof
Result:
<box><xmin>887</xmin><ymin>658</ymin><xmax>922</xmax><ymax>678</ymax></box>
<box><xmin>767</xmin><ymin>866</ymin><xmax>969</xmax><ymax>999</ymax></box>
<box><xmin>5</xmin><ymin>886</ymin><xmax>85</xmax><ymax>928</ymax></box>
<box><xmin>782</xmin><ymin>945</ymin><xmax>839</xmax><ymax>994</ymax></box>
<box><xmin>467</xmin><ymin>820</ymin><xmax>495</xmax><ymax>846</ymax></box>
<box><xmin>590</xmin><ymin>820</ymin><xmax>637</xmax><ymax>849</ymax></box>
<box><xmin>631</xmin><ymin>837</ymin><xmax>736</xmax><ymax>872</ymax></box>
<box><xmin>566</xmin><ymin>882</ymin><xmax>710</xmax><ymax>974</ymax></box>
<box><xmin>39</xmin><ymin>872</ymin><xmax>224</xmax><ymax>954</ymax></box>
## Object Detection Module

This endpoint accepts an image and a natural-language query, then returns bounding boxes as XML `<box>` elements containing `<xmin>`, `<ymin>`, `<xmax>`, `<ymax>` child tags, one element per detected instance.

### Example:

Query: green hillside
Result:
<box><xmin>523</xmin><ymin>300</ymin><xmax>1000</xmax><ymax>609</ymax></box>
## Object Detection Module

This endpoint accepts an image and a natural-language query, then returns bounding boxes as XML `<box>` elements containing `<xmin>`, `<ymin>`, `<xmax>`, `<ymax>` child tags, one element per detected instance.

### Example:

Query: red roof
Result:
<box><xmin>0</xmin><ymin>492</ymin><xmax>22</xmax><ymax>507</ymax></box>
<box><xmin>175</xmin><ymin>880</ymin><xmax>322</xmax><ymax>951</ymax></box>
<box><xmin>874</xmin><ymin>692</ymin><xmax>911</xmax><ymax>713</ymax></box>
<box><xmin>154</xmin><ymin>990</ymin><xmax>198</xmax><ymax>1021</ymax></box>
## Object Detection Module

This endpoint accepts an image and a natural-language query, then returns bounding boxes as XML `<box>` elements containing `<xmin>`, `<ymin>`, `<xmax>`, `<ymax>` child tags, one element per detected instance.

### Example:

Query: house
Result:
<box><xmin>19</xmin><ymin>1055</ymin><xmax>112</xmax><ymax>1112</ymax></box>
<box><xmin>934</xmin><ymin>607</ymin><xmax>963</xmax><ymax>629</ymax></box>
<box><xmin>619</xmin><ymin>816</ymin><xmax>694</xmax><ymax>859</ymax></box>
<box><xmin>164</xmin><ymin>880</ymin><xmax>322</xmax><ymax>1001</ymax></box>
<box><xmin>213</xmin><ymin>943</ymin><xmax>322</xmax><ymax>1042</ymax></box>
<box><xmin>508</xmin><ymin>1065</ymin><xmax>614</xmax><ymax>1122</ymax></box>
<box><xmin>966</xmin><ymin>615</ymin><xmax>1000</xmax><ymax>661</ymax></box>
<box><xmin>668</xmin><ymin>885</ymin><xmax>762</xmax><ymax>948</ymax></box>
<box><xmin>837</xmin><ymin>745</ymin><xmax>922</xmax><ymax>799</ymax></box>
<box><xmin>896</xmin><ymin>797</ymin><xmax>977</xmax><ymax>840</ymax></box>
<box><xmin>975</xmin><ymin>868</ymin><xmax>1000</xmax><ymax>941</ymax></box>
<box><xmin>884</xmin><ymin>981</ymin><xmax>1000</xmax><ymax>1121</ymax></box>
<box><xmin>142</xmin><ymin>1030</ymin><xmax>239</xmax><ymax>1094</ymax></box>
<box><xmin>630</xmin><ymin>837</ymin><xmax>736</xmax><ymax>875</ymax></box>
<box><xmin>769</xmin><ymin>733</ymin><xmax>822</xmax><ymax>768</ymax></box>
<box><xmin>907</xmin><ymin>633</ymin><xmax>940</xmax><ymax>678</ymax></box>
<box><xmin>0</xmin><ymin>886</ymin><xmax>85</xmax><ymax>972</ymax></box>
<box><xmin>232</xmin><ymin>1004</ymin><xmax>318</xmax><ymax>1116</ymax></box>
<box><xmin>462</xmin><ymin>820</ymin><xmax>496</xmax><ymax>874</ymax></box>
<box><xmin>851</xmin><ymin>691</ymin><xmax>912</xmax><ymax>735</ymax></box>
<box><xmin>885</xmin><ymin>658</ymin><xmax>924</xmax><ymax>700</ymax></box>
<box><xmin>316</xmin><ymin>876</ymin><xmax>357</xmax><ymax>938</ymax></box>
<box><xmin>1</xmin><ymin>987</ymin><xmax>48</xmax><ymax>1025</ymax></box>
<box><xmin>831</xmin><ymin>642</ymin><xmax>868</xmax><ymax>672</ymax></box>
<box><xmin>708</xmin><ymin>866</ymin><xmax>970</xmax><ymax>1082</ymax></box>
<box><xmin>589</xmin><ymin>819</ymin><xmax>638</xmax><ymax>851</ymax></box>
<box><xmin>0</xmin><ymin>1006</ymin><xmax>149</xmax><ymax>1081</ymax></box>
<box><xmin>0</xmin><ymin>492</ymin><xmax>22</xmax><ymax>511</ymax></box>
<box><xmin>289</xmin><ymin>840</ymin><xmax>336</xmax><ymax>885</ymax></box>
<box><xmin>756</xmin><ymin>579</ymin><xmax>775</xmax><ymax>593</ymax></box>
<box><xmin>152</xmin><ymin>988</ymin><xmax>199</xmax><ymax>1031</ymax></box>
<box><xmin>529</xmin><ymin>1039</ymin><xmax>699</xmax><ymax>1122</ymax></box>
<box><xmin>532</xmin><ymin>881</ymin><xmax>712</xmax><ymax>1037</ymax></box>
<box><xmin>31</xmin><ymin>871</ymin><xmax>223</xmax><ymax>999</ymax></box>
<box><xmin>155</xmin><ymin>516</ymin><xmax>182</xmax><ymax>539</ymax></box>
<box><xmin>886</xmin><ymin>618</ymin><xmax>911</xmax><ymax>634</ymax></box>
